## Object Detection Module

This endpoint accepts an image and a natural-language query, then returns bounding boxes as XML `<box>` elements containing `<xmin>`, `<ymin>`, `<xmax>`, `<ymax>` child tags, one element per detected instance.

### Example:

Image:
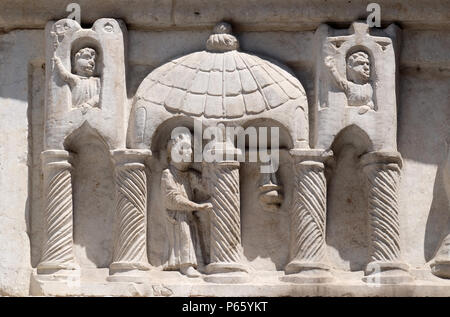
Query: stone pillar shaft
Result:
<box><xmin>289</xmin><ymin>160</ymin><xmax>327</xmax><ymax>264</ymax></box>
<box><xmin>282</xmin><ymin>149</ymin><xmax>333</xmax><ymax>283</ymax></box>
<box><xmin>208</xmin><ymin>161</ymin><xmax>242</xmax><ymax>266</ymax></box>
<box><xmin>38</xmin><ymin>150</ymin><xmax>77</xmax><ymax>273</ymax></box>
<box><xmin>364</xmin><ymin>161</ymin><xmax>401</xmax><ymax>263</ymax></box>
<box><xmin>361</xmin><ymin>151</ymin><xmax>412</xmax><ymax>283</ymax></box>
<box><xmin>109</xmin><ymin>149</ymin><xmax>151</xmax><ymax>275</ymax></box>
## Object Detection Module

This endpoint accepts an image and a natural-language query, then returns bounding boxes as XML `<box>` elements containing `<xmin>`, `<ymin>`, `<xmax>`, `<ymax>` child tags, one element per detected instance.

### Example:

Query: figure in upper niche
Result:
<box><xmin>325</xmin><ymin>51</ymin><xmax>374</xmax><ymax>114</ymax></box>
<box><xmin>53</xmin><ymin>47</ymin><xmax>101</xmax><ymax>112</ymax></box>
<box><xmin>161</xmin><ymin>131</ymin><xmax>213</xmax><ymax>278</ymax></box>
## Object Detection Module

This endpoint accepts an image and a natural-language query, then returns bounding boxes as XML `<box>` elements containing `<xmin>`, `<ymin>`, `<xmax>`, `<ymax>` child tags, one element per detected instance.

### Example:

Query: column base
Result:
<box><xmin>109</xmin><ymin>261</ymin><xmax>151</xmax><ymax>273</ymax></box>
<box><xmin>37</xmin><ymin>261</ymin><xmax>79</xmax><ymax>275</ymax></box>
<box><xmin>107</xmin><ymin>269</ymin><xmax>150</xmax><ymax>283</ymax></box>
<box><xmin>363</xmin><ymin>261</ymin><xmax>414</xmax><ymax>284</ymax></box>
<box><xmin>35</xmin><ymin>264</ymin><xmax>80</xmax><ymax>283</ymax></box>
<box><xmin>204</xmin><ymin>263</ymin><xmax>250</xmax><ymax>284</ymax></box>
<box><xmin>108</xmin><ymin>261</ymin><xmax>151</xmax><ymax>282</ymax></box>
<box><xmin>431</xmin><ymin>261</ymin><xmax>450</xmax><ymax>279</ymax></box>
<box><xmin>281</xmin><ymin>261</ymin><xmax>334</xmax><ymax>284</ymax></box>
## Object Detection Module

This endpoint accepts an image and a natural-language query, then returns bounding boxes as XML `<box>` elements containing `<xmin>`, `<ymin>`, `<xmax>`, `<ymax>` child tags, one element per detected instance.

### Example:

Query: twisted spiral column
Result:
<box><xmin>431</xmin><ymin>146</ymin><xmax>450</xmax><ymax>278</ymax></box>
<box><xmin>204</xmin><ymin>160</ymin><xmax>249</xmax><ymax>277</ymax></box>
<box><xmin>361</xmin><ymin>151</ymin><xmax>412</xmax><ymax>284</ymax></box>
<box><xmin>37</xmin><ymin>150</ymin><xmax>77</xmax><ymax>274</ymax></box>
<box><xmin>282</xmin><ymin>149</ymin><xmax>333</xmax><ymax>283</ymax></box>
<box><xmin>289</xmin><ymin>161</ymin><xmax>327</xmax><ymax>263</ymax></box>
<box><xmin>200</xmin><ymin>130</ymin><xmax>249</xmax><ymax>283</ymax></box>
<box><xmin>208</xmin><ymin>162</ymin><xmax>242</xmax><ymax>264</ymax></box>
<box><xmin>109</xmin><ymin>149</ymin><xmax>151</xmax><ymax>275</ymax></box>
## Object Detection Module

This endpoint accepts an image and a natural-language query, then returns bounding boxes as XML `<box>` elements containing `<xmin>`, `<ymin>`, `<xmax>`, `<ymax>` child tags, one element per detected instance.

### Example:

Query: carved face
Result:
<box><xmin>169</xmin><ymin>132</ymin><xmax>193</xmax><ymax>170</ymax></box>
<box><xmin>347</xmin><ymin>51</ymin><xmax>370</xmax><ymax>84</ymax></box>
<box><xmin>74</xmin><ymin>48</ymin><xmax>96</xmax><ymax>77</ymax></box>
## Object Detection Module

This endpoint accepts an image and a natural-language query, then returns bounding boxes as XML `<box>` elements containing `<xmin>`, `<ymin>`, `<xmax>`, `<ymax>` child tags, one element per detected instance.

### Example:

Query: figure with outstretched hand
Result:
<box><xmin>53</xmin><ymin>47</ymin><xmax>100</xmax><ymax>112</ymax></box>
<box><xmin>161</xmin><ymin>131</ymin><xmax>212</xmax><ymax>278</ymax></box>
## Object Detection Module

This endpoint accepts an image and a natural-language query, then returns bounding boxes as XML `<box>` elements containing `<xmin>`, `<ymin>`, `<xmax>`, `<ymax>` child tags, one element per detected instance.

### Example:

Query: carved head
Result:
<box><xmin>347</xmin><ymin>51</ymin><xmax>370</xmax><ymax>84</ymax></box>
<box><xmin>74</xmin><ymin>47</ymin><xmax>96</xmax><ymax>77</ymax></box>
<box><xmin>167</xmin><ymin>130</ymin><xmax>193</xmax><ymax>171</ymax></box>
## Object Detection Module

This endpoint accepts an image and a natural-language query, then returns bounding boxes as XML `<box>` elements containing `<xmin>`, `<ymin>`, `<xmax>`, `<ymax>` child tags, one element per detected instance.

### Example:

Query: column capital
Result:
<box><xmin>360</xmin><ymin>151</ymin><xmax>403</xmax><ymax>169</ymax></box>
<box><xmin>41</xmin><ymin>149</ymin><xmax>73</xmax><ymax>169</ymax></box>
<box><xmin>204</xmin><ymin>137</ymin><xmax>242</xmax><ymax>165</ymax></box>
<box><xmin>110</xmin><ymin>149</ymin><xmax>152</xmax><ymax>166</ymax></box>
<box><xmin>203</xmin><ymin>160</ymin><xmax>240</xmax><ymax>168</ymax></box>
<box><xmin>289</xmin><ymin>148</ymin><xmax>333</xmax><ymax>165</ymax></box>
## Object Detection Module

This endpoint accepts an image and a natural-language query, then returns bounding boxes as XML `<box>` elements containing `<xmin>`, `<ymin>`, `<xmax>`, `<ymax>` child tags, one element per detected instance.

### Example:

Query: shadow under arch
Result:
<box><xmin>63</xmin><ymin>121</ymin><xmax>115</xmax><ymax>268</ymax></box>
<box><xmin>240</xmin><ymin>118</ymin><xmax>294</xmax><ymax>151</ymax></box>
<box><xmin>63</xmin><ymin>121</ymin><xmax>110</xmax><ymax>152</ymax></box>
<box><xmin>150</xmin><ymin>116</ymin><xmax>201</xmax><ymax>158</ymax></box>
<box><xmin>424</xmin><ymin>145</ymin><xmax>450</xmax><ymax>262</ymax></box>
<box><xmin>326</xmin><ymin>124</ymin><xmax>373</xmax><ymax>271</ymax></box>
<box><xmin>330</xmin><ymin>124</ymin><xmax>374</xmax><ymax>158</ymax></box>
<box><xmin>238</xmin><ymin>118</ymin><xmax>293</xmax><ymax>270</ymax></box>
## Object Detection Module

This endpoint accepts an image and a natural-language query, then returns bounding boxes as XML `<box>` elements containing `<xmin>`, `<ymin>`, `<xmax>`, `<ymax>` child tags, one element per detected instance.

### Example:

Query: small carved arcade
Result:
<box><xmin>35</xmin><ymin>18</ymin><xmax>447</xmax><ymax>290</ymax></box>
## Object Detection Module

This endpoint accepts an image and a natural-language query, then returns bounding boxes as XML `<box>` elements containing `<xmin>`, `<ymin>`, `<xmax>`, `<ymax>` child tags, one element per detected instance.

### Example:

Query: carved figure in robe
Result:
<box><xmin>161</xmin><ymin>131</ymin><xmax>213</xmax><ymax>278</ymax></box>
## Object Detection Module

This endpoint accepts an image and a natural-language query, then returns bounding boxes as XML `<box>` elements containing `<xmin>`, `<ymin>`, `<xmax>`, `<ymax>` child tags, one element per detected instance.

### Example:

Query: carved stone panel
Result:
<box><xmin>0</xmin><ymin>5</ymin><xmax>443</xmax><ymax>297</ymax></box>
<box><xmin>44</xmin><ymin>18</ymin><xmax>128</xmax><ymax>150</ymax></box>
<box><xmin>313</xmin><ymin>22</ymin><xmax>401</xmax><ymax>152</ymax></box>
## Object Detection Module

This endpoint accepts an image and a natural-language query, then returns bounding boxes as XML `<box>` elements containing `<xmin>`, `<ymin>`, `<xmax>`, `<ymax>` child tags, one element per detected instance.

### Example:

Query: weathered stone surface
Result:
<box><xmin>0</xmin><ymin>0</ymin><xmax>449</xmax><ymax>31</ymax></box>
<box><xmin>0</xmin><ymin>30</ymin><xmax>44</xmax><ymax>296</ymax></box>
<box><xmin>0</xmin><ymin>1</ymin><xmax>449</xmax><ymax>297</ymax></box>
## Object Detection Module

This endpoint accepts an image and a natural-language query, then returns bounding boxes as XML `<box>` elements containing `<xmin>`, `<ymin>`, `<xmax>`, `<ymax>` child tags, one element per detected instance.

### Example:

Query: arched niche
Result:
<box><xmin>331</xmin><ymin>124</ymin><xmax>374</xmax><ymax>157</ymax></box>
<box><xmin>129</xmin><ymin>21</ymin><xmax>310</xmax><ymax>272</ymax></box>
<box><xmin>146</xmin><ymin>116</ymin><xmax>208</xmax><ymax>268</ymax></box>
<box><xmin>63</xmin><ymin>122</ymin><xmax>115</xmax><ymax>268</ymax></box>
<box><xmin>326</xmin><ymin>124</ymin><xmax>373</xmax><ymax>271</ymax></box>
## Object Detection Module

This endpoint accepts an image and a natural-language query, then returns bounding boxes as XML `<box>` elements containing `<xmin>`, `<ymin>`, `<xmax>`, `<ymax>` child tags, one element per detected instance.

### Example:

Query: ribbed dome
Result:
<box><xmin>135</xmin><ymin>22</ymin><xmax>306</xmax><ymax>119</ymax></box>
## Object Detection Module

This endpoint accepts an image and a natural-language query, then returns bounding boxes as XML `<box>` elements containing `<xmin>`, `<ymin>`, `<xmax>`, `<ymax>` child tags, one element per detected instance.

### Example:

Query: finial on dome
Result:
<box><xmin>206</xmin><ymin>22</ymin><xmax>239</xmax><ymax>52</ymax></box>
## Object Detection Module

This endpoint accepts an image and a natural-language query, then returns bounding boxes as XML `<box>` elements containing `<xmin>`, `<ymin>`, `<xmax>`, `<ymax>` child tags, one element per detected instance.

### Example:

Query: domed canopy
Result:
<box><xmin>135</xmin><ymin>22</ymin><xmax>306</xmax><ymax>119</ymax></box>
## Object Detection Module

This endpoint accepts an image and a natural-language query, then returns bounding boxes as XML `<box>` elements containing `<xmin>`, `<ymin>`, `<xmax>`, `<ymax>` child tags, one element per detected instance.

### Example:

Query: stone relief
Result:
<box><xmin>26</xmin><ymin>17</ymin><xmax>449</xmax><ymax>296</ymax></box>
<box><xmin>162</xmin><ymin>131</ymin><xmax>212</xmax><ymax>278</ymax></box>
<box><xmin>313</xmin><ymin>22</ymin><xmax>411</xmax><ymax>284</ymax></box>
<box><xmin>38</xmin><ymin>18</ymin><xmax>128</xmax><ymax>279</ymax></box>
<box><xmin>53</xmin><ymin>47</ymin><xmax>101</xmax><ymax>112</ymax></box>
<box><xmin>324</xmin><ymin>51</ymin><xmax>374</xmax><ymax>114</ymax></box>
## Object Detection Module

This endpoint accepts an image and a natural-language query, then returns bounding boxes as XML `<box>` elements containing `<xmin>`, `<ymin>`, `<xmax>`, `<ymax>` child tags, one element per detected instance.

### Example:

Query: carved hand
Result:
<box><xmin>197</xmin><ymin>202</ymin><xmax>213</xmax><ymax>212</ymax></box>
<box><xmin>79</xmin><ymin>103</ymin><xmax>90</xmax><ymax>115</ymax></box>
<box><xmin>324</xmin><ymin>56</ymin><xmax>335</xmax><ymax>69</ymax></box>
